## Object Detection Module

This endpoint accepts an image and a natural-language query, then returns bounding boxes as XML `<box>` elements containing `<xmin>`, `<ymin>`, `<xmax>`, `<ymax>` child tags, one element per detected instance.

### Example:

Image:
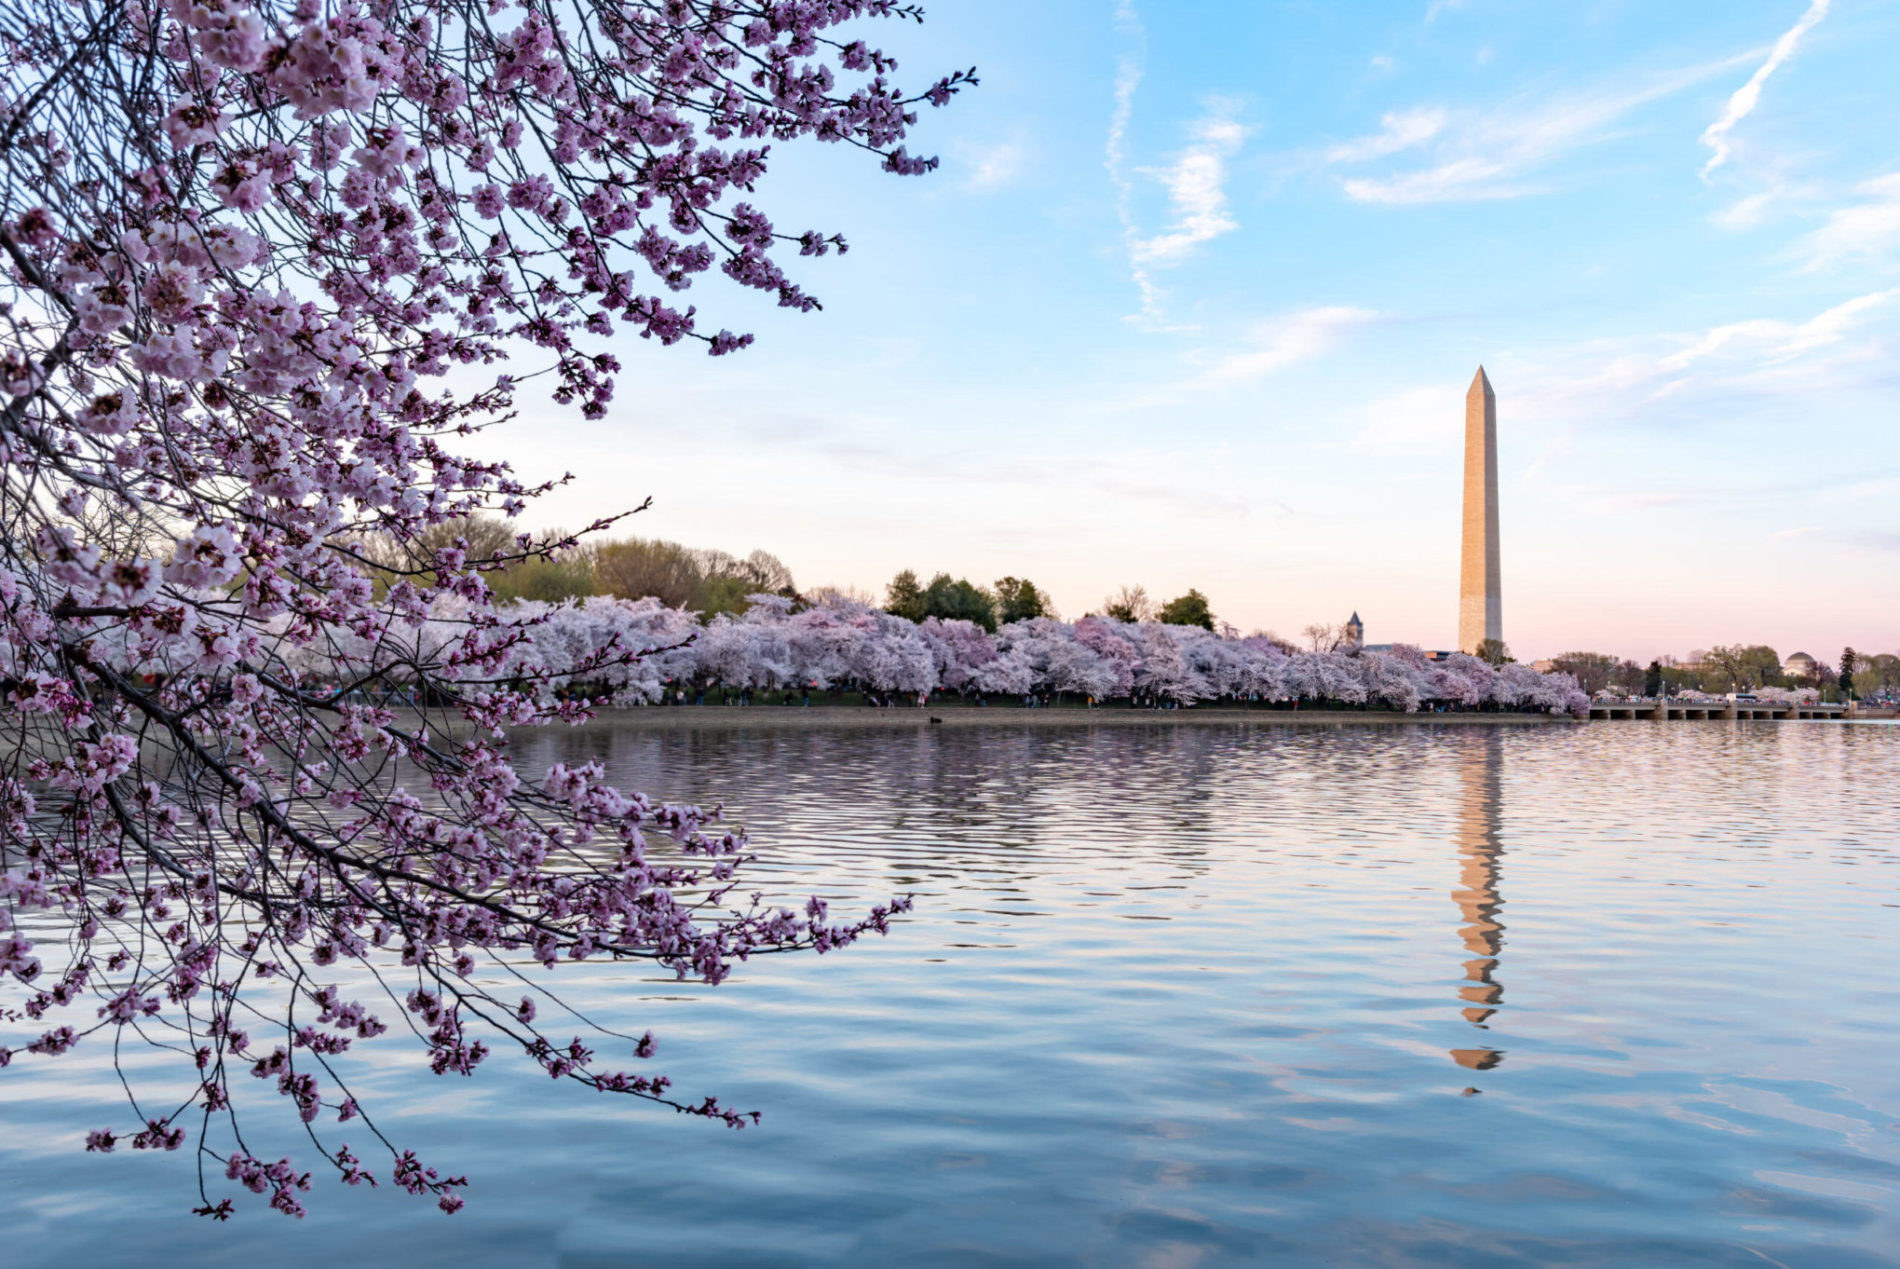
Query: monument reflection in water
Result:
<box><xmin>1450</xmin><ymin>731</ymin><xmax>1505</xmax><ymax>1074</ymax></box>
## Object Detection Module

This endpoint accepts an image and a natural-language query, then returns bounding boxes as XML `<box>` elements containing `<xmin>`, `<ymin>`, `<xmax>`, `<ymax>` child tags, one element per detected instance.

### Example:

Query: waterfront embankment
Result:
<box><xmin>566</xmin><ymin>706</ymin><xmax>1576</xmax><ymax>731</ymax></box>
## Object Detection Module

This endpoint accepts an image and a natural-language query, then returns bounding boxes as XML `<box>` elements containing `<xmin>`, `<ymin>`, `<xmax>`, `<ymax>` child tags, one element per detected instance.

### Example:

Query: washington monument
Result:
<box><xmin>1459</xmin><ymin>367</ymin><xmax>1501</xmax><ymax>654</ymax></box>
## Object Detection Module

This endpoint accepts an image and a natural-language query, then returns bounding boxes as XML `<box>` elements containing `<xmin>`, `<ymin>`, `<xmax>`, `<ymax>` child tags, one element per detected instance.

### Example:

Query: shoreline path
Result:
<box><xmin>540</xmin><ymin>707</ymin><xmax>1577</xmax><ymax>732</ymax></box>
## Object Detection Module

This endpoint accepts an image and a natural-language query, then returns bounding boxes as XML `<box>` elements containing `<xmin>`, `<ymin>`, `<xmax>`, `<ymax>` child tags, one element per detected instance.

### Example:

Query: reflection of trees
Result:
<box><xmin>1449</xmin><ymin>731</ymin><xmax>1505</xmax><ymax>1073</ymax></box>
<box><xmin>508</xmin><ymin>722</ymin><xmax>1235</xmax><ymax>894</ymax></box>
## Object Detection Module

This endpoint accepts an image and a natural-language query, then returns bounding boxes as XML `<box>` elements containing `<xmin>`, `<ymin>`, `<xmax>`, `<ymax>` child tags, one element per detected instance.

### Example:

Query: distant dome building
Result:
<box><xmin>1785</xmin><ymin>651</ymin><xmax>1817</xmax><ymax>680</ymax></box>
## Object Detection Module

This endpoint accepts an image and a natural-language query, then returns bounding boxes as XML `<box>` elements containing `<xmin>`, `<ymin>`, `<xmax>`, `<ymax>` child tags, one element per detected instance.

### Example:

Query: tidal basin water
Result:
<box><xmin>4</xmin><ymin>719</ymin><xmax>1899</xmax><ymax>1266</ymax></box>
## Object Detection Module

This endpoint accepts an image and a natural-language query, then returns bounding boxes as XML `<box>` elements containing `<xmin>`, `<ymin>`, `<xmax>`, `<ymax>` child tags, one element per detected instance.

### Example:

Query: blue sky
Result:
<box><xmin>503</xmin><ymin>0</ymin><xmax>1900</xmax><ymax>662</ymax></box>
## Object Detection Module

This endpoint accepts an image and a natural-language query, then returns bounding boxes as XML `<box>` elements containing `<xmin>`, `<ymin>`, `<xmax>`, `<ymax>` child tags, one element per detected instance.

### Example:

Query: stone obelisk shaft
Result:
<box><xmin>1458</xmin><ymin>368</ymin><xmax>1501</xmax><ymax>654</ymax></box>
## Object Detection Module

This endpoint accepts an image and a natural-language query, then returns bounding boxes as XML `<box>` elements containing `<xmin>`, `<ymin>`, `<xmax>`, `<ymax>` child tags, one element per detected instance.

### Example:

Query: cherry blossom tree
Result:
<box><xmin>1072</xmin><ymin>616</ymin><xmax>1140</xmax><ymax>699</ymax></box>
<box><xmin>781</xmin><ymin>598</ymin><xmax>868</xmax><ymax>692</ymax></box>
<box><xmin>992</xmin><ymin>617</ymin><xmax>1112</xmax><ymax>702</ymax></box>
<box><xmin>848</xmin><ymin>608</ymin><xmax>936</xmax><ymax>694</ymax></box>
<box><xmin>0</xmin><ymin>0</ymin><xmax>967</xmax><ymax>1218</ymax></box>
<box><xmin>917</xmin><ymin>615</ymin><xmax>997</xmax><ymax>692</ymax></box>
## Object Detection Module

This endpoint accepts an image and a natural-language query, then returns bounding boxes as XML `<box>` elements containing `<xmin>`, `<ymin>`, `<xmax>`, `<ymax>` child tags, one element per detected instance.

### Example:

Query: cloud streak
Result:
<box><xmin>1205</xmin><ymin>307</ymin><xmax>1383</xmax><ymax>384</ymax></box>
<box><xmin>1487</xmin><ymin>289</ymin><xmax>1900</xmax><ymax>448</ymax></box>
<box><xmin>1326</xmin><ymin>108</ymin><xmax>1446</xmax><ymax>164</ymax></box>
<box><xmin>1330</xmin><ymin>57</ymin><xmax>1748</xmax><ymax>205</ymax></box>
<box><xmin>1700</xmin><ymin>0</ymin><xmax>1830</xmax><ymax>180</ymax></box>
<box><xmin>1104</xmin><ymin>2</ymin><xmax>1157</xmax><ymax>315</ymax></box>
<box><xmin>1658</xmin><ymin>288</ymin><xmax>1897</xmax><ymax>370</ymax></box>
<box><xmin>1802</xmin><ymin>172</ymin><xmax>1900</xmax><ymax>269</ymax></box>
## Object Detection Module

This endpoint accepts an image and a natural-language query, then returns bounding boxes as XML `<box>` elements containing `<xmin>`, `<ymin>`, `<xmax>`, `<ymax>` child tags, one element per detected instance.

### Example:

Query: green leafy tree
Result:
<box><xmin>922</xmin><ymin>573</ymin><xmax>997</xmax><ymax>631</ymax></box>
<box><xmin>1157</xmin><ymin>589</ymin><xmax>1215</xmax><ymax>631</ymax></box>
<box><xmin>1840</xmin><ymin>647</ymin><xmax>1859</xmax><ymax>700</ymax></box>
<box><xmin>1644</xmin><ymin>659</ymin><xmax>1664</xmax><ymax>698</ymax></box>
<box><xmin>1701</xmin><ymin>644</ymin><xmax>1782</xmax><ymax>692</ymax></box>
<box><xmin>1854</xmin><ymin>652</ymin><xmax>1900</xmax><ymax>698</ymax></box>
<box><xmin>885</xmin><ymin>569</ymin><xmax>926</xmax><ymax>622</ymax></box>
<box><xmin>691</xmin><ymin>573</ymin><xmax>755</xmax><ymax>620</ymax></box>
<box><xmin>993</xmin><ymin>576</ymin><xmax>1049</xmax><ymax>624</ymax></box>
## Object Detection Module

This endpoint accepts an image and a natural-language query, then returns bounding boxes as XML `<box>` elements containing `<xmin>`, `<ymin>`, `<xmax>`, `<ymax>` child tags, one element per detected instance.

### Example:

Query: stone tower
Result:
<box><xmin>1458</xmin><ymin>367</ymin><xmax>1501</xmax><ymax>654</ymax></box>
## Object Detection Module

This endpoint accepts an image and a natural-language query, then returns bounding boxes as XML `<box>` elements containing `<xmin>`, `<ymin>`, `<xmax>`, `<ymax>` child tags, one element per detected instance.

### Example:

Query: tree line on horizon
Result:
<box><xmin>1548</xmin><ymin>645</ymin><xmax>1897</xmax><ymax>702</ymax></box>
<box><xmin>387</xmin><ymin>518</ymin><xmax>1248</xmax><ymax>642</ymax></box>
<box><xmin>369</xmin><ymin>516</ymin><xmax>799</xmax><ymax>617</ymax></box>
<box><xmin>880</xmin><ymin>573</ymin><xmax>1219</xmax><ymax>635</ymax></box>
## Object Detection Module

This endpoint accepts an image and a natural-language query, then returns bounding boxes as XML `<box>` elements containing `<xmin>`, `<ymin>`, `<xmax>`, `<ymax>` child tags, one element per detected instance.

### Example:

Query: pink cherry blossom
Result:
<box><xmin>0</xmin><ymin>0</ymin><xmax>961</xmax><ymax>1221</ymax></box>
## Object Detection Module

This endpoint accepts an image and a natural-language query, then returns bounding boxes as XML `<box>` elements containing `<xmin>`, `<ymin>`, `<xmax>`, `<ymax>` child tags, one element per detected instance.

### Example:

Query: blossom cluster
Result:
<box><xmin>0</xmin><ymin>0</ymin><xmax>957</xmax><ymax>1220</ymax></box>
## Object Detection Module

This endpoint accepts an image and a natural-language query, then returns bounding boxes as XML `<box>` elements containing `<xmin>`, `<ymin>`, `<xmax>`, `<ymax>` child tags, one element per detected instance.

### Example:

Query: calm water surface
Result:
<box><xmin>3</xmin><ymin>721</ymin><xmax>1898</xmax><ymax>1266</ymax></box>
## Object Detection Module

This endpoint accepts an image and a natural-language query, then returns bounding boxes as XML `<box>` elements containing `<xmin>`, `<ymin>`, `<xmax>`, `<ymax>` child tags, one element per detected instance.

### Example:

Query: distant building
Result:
<box><xmin>1345</xmin><ymin>612</ymin><xmax>1364</xmax><ymax>649</ymax></box>
<box><xmin>1785</xmin><ymin>651</ymin><xmax>1817</xmax><ymax>680</ymax></box>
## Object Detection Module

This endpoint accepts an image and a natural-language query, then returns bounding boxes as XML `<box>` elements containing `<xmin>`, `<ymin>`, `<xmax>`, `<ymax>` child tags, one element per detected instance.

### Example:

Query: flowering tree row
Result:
<box><xmin>287</xmin><ymin>594</ymin><xmax>1592</xmax><ymax>715</ymax></box>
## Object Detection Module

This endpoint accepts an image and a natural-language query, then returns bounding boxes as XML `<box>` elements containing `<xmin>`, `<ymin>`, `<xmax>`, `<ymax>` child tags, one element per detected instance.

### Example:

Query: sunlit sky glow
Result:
<box><xmin>492</xmin><ymin>0</ymin><xmax>1900</xmax><ymax>662</ymax></box>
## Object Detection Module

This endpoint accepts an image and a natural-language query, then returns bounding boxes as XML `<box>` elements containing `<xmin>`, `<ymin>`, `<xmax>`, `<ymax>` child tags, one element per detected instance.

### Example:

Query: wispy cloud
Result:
<box><xmin>1330</xmin><ymin>56</ymin><xmax>1750</xmax><ymax>205</ymax></box>
<box><xmin>1205</xmin><ymin>307</ymin><xmax>1382</xmax><ymax>384</ymax></box>
<box><xmin>1802</xmin><ymin>172</ymin><xmax>1900</xmax><ymax>268</ymax></box>
<box><xmin>1342</xmin><ymin>157</ymin><xmax>1522</xmax><ymax>206</ymax></box>
<box><xmin>957</xmin><ymin>138</ymin><xmax>1026</xmax><ymax>192</ymax></box>
<box><xmin>1490</xmin><ymin>290</ymin><xmax>1900</xmax><ymax>447</ymax></box>
<box><xmin>1131</xmin><ymin>105</ymin><xmax>1251</xmax><ymax>265</ymax></box>
<box><xmin>1699</xmin><ymin>0</ymin><xmax>1830</xmax><ymax>180</ymax></box>
<box><xmin>1105</xmin><ymin>2</ymin><xmax>1156</xmax><ymax>315</ymax></box>
<box><xmin>1424</xmin><ymin>0</ymin><xmax>1466</xmax><ymax>23</ymax></box>
<box><xmin>1326</xmin><ymin>108</ymin><xmax>1446</xmax><ymax>164</ymax></box>
<box><xmin>1711</xmin><ymin>187</ymin><xmax>1784</xmax><ymax>229</ymax></box>
<box><xmin>1658</xmin><ymin>288</ymin><xmax>1898</xmax><ymax>370</ymax></box>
